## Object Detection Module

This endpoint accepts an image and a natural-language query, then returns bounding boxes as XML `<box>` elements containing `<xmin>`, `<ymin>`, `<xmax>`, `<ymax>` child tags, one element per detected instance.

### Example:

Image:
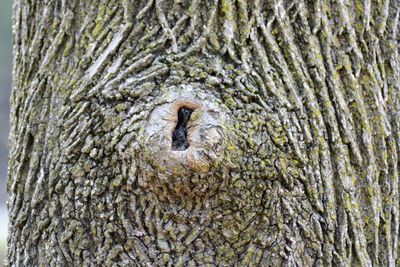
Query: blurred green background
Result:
<box><xmin>0</xmin><ymin>0</ymin><xmax>13</xmax><ymax>265</ymax></box>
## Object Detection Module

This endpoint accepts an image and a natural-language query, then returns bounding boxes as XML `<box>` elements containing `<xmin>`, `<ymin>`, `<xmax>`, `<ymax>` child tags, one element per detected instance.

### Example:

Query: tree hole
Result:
<box><xmin>172</xmin><ymin>107</ymin><xmax>193</xmax><ymax>151</ymax></box>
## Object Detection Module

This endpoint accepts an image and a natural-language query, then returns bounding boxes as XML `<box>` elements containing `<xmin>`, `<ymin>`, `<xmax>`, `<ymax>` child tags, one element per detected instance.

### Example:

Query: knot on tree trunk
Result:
<box><xmin>140</xmin><ymin>84</ymin><xmax>230</xmax><ymax>177</ymax></box>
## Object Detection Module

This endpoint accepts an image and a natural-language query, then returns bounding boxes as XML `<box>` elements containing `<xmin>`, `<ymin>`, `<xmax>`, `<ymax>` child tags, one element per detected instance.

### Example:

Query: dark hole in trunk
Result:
<box><xmin>172</xmin><ymin>107</ymin><xmax>193</xmax><ymax>151</ymax></box>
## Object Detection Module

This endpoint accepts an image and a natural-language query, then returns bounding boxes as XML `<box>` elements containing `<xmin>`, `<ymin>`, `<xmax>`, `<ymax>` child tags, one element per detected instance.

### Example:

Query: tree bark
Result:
<box><xmin>7</xmin><ymin>0</ymin><xmax>400</xmax><ymax>266</ymax></box>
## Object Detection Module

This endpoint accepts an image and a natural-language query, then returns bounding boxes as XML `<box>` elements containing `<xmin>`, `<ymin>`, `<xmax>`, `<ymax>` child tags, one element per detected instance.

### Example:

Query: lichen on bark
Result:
<box><xmin>7</xmin><ymin>0</ymin><xmax>400</xmax><ymax>266</ymax></box>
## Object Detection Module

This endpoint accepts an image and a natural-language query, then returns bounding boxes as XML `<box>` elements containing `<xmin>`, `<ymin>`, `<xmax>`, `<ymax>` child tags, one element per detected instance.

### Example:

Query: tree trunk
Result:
<box><xmin>7</xmin><ymin>0</ymin><xmax>400</xmax><ymax>266</ymax></box>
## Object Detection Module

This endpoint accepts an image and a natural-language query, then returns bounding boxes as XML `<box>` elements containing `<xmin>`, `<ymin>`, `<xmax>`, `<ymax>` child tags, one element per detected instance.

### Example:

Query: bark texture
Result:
<box><xmin>7</xmin><ymin>0</ymin><xmax>400</xmax><ymax>266</ymax></box>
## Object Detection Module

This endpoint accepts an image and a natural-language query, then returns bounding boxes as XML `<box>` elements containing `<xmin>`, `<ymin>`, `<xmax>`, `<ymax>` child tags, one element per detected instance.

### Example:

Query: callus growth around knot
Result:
<box><xmin>141</xmin><ymin>84</ymin><xmax>230</xmax><ymax>176</ymax></box>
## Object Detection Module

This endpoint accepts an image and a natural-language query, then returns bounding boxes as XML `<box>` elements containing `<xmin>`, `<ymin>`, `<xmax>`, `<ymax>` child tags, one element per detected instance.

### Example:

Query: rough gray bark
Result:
<box><xmin>7</xmin><ymin>0</ymin><xmax>400</xmax><ymax>266</ymax></box>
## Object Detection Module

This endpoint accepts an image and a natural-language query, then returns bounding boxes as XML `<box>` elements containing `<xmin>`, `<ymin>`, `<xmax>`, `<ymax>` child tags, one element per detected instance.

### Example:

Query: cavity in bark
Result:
<box><xmin>172</xmin><ymin>107</ymin><xmax>193</xmax><ymax>151</ymax></box>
